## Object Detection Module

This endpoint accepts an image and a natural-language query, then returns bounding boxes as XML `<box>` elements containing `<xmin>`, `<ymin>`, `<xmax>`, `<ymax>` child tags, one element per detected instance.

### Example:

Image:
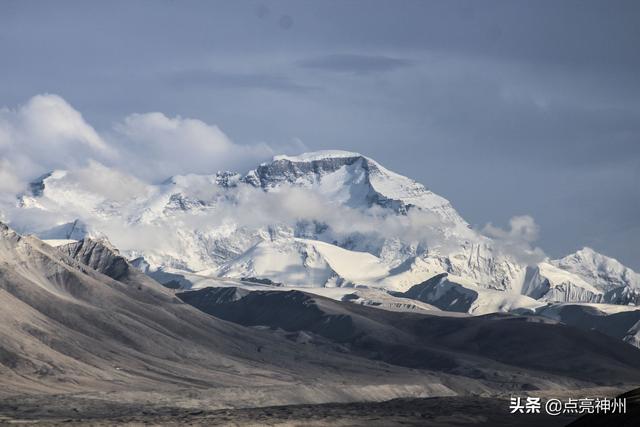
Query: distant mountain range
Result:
<box><xmin>8</xmin><ymin>150</ymin><xmax>640</xmax><ymax>314</ymax></box>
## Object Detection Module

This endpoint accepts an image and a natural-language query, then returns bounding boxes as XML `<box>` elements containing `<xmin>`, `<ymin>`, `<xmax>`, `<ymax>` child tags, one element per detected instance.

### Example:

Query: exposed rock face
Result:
<box><xmin>27</xmin><ymin>172</ymin><xmax>52</xmax><ymax>197</ymax></box>
<box><xmin>59</xmin><ymin>238</ymin><xmax>129</xmax><ymax>280</ymax></box>
<box><xmin>605</xmin><ymin>286</ymin><xmax>640</xmax><ymax>305</ymax></box>
<box><xmin>396</xmin><ymin>272</ymin><xmax>542</xmax><ymax>315</ymax></box>
<box><xmin>401</xmin><ymin>273</ymin><xmax>479</xmax><ymax>312</ymax></box>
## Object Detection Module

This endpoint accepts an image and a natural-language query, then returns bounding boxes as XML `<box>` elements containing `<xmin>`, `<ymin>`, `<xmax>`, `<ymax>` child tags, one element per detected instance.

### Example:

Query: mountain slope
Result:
<box><xmin>522</xmin><ymin>262</ymin><xmax>604</xmax><ymax>303</ymax></box>
<box><xmin>0</xmin><ymin>223</ymin><xmax>460</xmax><ymax>403</ymax></box>
<box><xmin>398</xmin><ymin>273</ymin><xmax>543</xmax><ymax>314</ymax></box>
<box><xmin>552</xmin><ymin>247</ymin><xmax>640</xmax><ymax>292</ymax></box>
<box><xmin>178</xmin><ymin>286</ymin><xmax>640</xmax><ymax>385</ymax></box>
<box><xmin>58</xmin><ymin>238</ymin><xmax>129</xmax><ymax>280</ymax></box>
<box><xmin>2</xmin><ymin>220</ymin><xmax>640</xmax><ymax>422</ymax></box>
<box><xmin>534</xmin><ymin>303</ymin><xmax>640</xmax><ymax>348</ymax></box>
<box><xmin>214</xmin><ymin>237</ymin><xmax>389</xmax><ymax>287</ymax></box>
<box><xmin>244</xmin><ymin>151</ymin><xmax>468</xmax><ymax>225</ymax></box>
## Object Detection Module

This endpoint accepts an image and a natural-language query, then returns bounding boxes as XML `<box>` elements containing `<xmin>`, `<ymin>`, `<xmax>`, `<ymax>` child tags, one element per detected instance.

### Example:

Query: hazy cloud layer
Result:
<box><xmin>167</xmin><ymin>69</ymin><xmax>316</xmax><ymax>93</ymax></box>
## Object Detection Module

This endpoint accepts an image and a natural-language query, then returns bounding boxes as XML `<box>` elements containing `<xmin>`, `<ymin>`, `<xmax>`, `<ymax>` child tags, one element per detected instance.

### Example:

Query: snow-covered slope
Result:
<box><xmin>4</xmin><ymin>150</ymin><xmax>638</xmax><ymax>313</ymax></box>
<box><xmin>378</xmin><ymin>242</ymin><xmax>528</xmax><ymax>293</ymax></box>
<box><xmin>399</xmin><ymin>273</ymin><xmax>544</xmax><ymax>315</ymax></box>
<box><xmin>215</xmin><ymin>237</ymin><xmax>389</xmax><ymax>288</ymax></box>
<box><xmin>552</xmin><ymin>247</ymin><xmax>640</xmax><ymax>292</ymax></box>
<box><xmin>245</xmin><ymin>150</ymin><xmax>467</xmax><ymax>225</ymax></box>
<box><xmin>522</xmin><ymin>262</ymin><xmax>604</xmax><ymax>303</ymax></box>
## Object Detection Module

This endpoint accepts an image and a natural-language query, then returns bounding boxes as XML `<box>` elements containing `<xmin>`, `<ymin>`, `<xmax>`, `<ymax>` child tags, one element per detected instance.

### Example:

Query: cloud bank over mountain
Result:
<box><xmin>5</xmin><ymin>96</ymin><xmax>640</xmax><ymax>316</ymax></box>
<box><xmin>0</xmin><ymin>94</ymin><xmax>111</xmax><ymax>194</ymax></box>
<box><xmin>0</xmin><ymin>94</ymin><xmax>283</xmax><ymax>195</ymax></box>
<box><xmin>0</xmin><ymin>94</ymin><xmax>545</xmax><ymax>272</ymax></box>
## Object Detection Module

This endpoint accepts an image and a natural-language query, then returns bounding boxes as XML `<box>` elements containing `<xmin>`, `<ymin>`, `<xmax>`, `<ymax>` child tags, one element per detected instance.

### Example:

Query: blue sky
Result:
<box><xmin>1</xmin><ymin>0</ymin><xmax>639</xmax><ymax>267</ymax></box>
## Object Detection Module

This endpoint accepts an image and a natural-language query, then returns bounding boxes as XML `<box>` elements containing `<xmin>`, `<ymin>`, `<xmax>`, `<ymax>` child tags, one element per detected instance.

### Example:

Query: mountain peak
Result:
<box><xmin>576</xmin><ymin>246</ymin><xmax>598</xmax><ymax>256</ymax></box>
<box><xmin>552</xmin><ymin>247</ymin><xmax>640</xmax><ymax>291</ymax></box>
<box><xmin>272</xmin><ymin>150</ymin><xmax>364</xmax><ymax>163</ymax></box>
<box><xmin>566</xmin><ymin>246</ymin><xmax>624</xmax><ymax>266</ymax></box>
<box><xmin>247</xmin><ymin>150</ymin><xmax>467</xmax><ymax>225</ymax></box>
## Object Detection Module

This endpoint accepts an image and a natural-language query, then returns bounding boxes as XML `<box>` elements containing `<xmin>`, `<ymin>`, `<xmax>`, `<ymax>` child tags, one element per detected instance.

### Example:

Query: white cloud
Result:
<box><xmin>112</xmin><ymin>112</ymin><xmax>267</xmax><ymax>182</ymax></box>
<box><xmin>483</xmin><ymin>215</ymin><xmax>546</xmax><ymax>264</ymax></box>
<box><xmin>0</xmin><ymin>94</ymin><xmax>112</xmax><ymax>194</ymax></box>
<box><xmin>17</xmin><ymin>94</ymin><xmax>110</xmax><ymax>153</ymax></box>
<box><xmin>0</xmin><ymin>94</ymin><xmax>278</xmax><ymax>194</ymax></box>
<box><xmin>0</xmin><ymin>159</ymin><xmax>24</xmax><ymax>195</ymax></box>
<box><xmin>484</xmin><ymin>215</ymin><xmax>539</xmax><ymax>243</ymax></box>
<box><xmin>58</xmin><ymin>161</ymin><xmax>151</xmax><ymax>203</ymax></box>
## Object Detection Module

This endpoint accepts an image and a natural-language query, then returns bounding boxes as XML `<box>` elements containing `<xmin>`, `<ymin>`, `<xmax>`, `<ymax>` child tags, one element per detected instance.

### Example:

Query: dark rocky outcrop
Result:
<box><xmin>59</xmin><ymin>238</ymin><xmax>129</xmax><ymax>281</ymax></box>
<box><xmin>399</xmin><ymin>273</ymin><xmax>479</xmax><ymax>312</ymax></box>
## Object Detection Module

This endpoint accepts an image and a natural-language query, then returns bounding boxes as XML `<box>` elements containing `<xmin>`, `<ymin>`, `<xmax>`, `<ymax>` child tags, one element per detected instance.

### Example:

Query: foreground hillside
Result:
<box><xmin>0</xmin><ymin>223</ymin><xmax>456</xmax><ymax>401</ymax></box>
<box><xmin>1</xmin><ymin>223</ymin><xmax>639</xmax><ymax>424</ymax></box>
<box><xmin>178</xmin><ymin>287</ymin><xmax>640</xmax><ymax>385</ymax></box>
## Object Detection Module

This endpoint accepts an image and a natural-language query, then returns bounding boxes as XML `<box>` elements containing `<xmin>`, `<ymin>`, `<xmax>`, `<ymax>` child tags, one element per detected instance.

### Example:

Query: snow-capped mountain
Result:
<box><xmin>552</xmin><ymin>247</ymin><xmax>640</xmax><ymax>292</ymax></box>
<box><xmin>5</xmin><ymin>150</ymin><xmax>639</xmax><ymax>312</ymax></box>
<box><xmin>12</xmin><ymin>150</ymin><xmax>476</xmax><ymax>272</ymax></box>
<box><xmin>245</xmin><ymin>151</ymin><xmax>468</xmax><ymax>225</ymax></box>
<box><xmin>521</xmin><ymin>262</ymin><xmax>604</xmax><ymax>303</ymax></box>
